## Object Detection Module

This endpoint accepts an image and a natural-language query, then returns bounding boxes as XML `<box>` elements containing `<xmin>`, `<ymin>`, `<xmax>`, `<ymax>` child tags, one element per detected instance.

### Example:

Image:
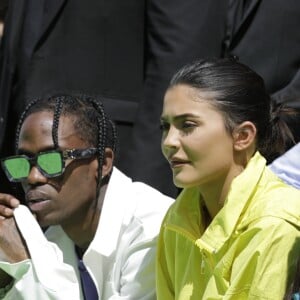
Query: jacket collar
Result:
<box><xmin>45</xmin><ymin>167</ymin><xmax>133</xmax><ymax>297</ymax></box>
<box><xmin>47</xmin><ymin>168</ymin><xmax>133</xmax><ymax>262</ymax></box>
<box><xmin>85</xmin><ymin>167</ymin><xmax>134</xmax><ymax>258</ymax></box>
<box><xmin>167</xmin><ymin>152</ymin><xmax>266</xmax><ymax>252</ymax></box>
<box><xmin>198</xmin><ymin>151</ymin><xmax>265</xmax><ymax>251</ymax></box>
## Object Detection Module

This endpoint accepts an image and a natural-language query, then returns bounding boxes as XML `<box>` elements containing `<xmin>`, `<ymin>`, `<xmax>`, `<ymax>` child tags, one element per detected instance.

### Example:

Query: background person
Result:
<box><xmin>127</xmin><ymin>0</ymin><xmax>228</xmax><ymax>197</ymax></box>
<box><xmin>0</xmin><ymin>94</ymin><xmax>173</xmax><ymax>299</ymax></box>
<box><xmin>156</xmin><ymin>58</ymin><xmax>300</xmax><ymax>299</ymax></box>
<box><xmin>127</xmin><ymin>0</ymin><xmax>300</xmax><ymax>198</ymax></box>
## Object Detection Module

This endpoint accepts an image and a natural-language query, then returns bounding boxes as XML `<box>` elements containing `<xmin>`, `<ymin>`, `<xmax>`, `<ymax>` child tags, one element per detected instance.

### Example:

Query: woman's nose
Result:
<box><xmin>162</xmin><ymin>126</ymin><xmax>180</xmax><ymax>152</ymax></box>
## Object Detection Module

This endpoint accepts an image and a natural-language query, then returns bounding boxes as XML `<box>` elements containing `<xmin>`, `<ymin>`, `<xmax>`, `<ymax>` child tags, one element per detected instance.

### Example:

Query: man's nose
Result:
<box><xmin>26</xmin><ymin>165</ymin><xmax>48</xmax><ymax>185</ymax></box>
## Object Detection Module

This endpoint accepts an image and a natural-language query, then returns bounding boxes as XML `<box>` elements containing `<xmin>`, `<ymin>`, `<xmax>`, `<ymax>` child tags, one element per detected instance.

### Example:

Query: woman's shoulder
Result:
<box><xmin>240</xmin><ymin>177</ymin><xmax>300</xmax><ymax>230</ymax></box>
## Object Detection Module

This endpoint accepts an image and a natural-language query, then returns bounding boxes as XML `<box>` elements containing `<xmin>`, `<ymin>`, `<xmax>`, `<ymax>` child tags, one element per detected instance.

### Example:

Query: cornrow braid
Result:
<box><xmin>85</xmin><ymin>96</ymin><xmax>108</xmax><ymax>186</ymax></box>
<box><xmin>52</xmin><ymin>96</ymin><xmax>64</xmax><ymax>148</ymax></box>
<box><xmin>108</xmin><ymin>120</ymin><xmax>117</xmax><ymax>153</ymax></box>
<box><xmin>15</xmin><ymin>98</ymin><xmax>40</xmax><ymax>152</ymax></box>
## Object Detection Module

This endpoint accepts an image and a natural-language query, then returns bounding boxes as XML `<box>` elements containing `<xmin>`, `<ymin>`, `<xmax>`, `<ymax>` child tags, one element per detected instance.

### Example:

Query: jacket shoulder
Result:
<box><xmin>241</xmin><ymin>178</ymin><xmax>300</xmax><ymax>229</ymax></box>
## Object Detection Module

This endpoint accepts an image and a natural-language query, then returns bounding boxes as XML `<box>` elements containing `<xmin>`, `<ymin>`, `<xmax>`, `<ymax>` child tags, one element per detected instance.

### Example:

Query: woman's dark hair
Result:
<box><xmin>15</xmin><ymin>94</ymin><xmax>117</xmax><ymax>188</ymax></box>
<box><xmin>169</xmin><ymin>58</ymin><xmax>296</xmax><ymax>162</ymax></box>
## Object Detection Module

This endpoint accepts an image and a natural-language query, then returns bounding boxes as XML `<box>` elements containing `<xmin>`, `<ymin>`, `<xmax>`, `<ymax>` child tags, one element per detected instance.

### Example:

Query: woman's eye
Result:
<box><xmin>160</xmin><ymin>122</ymin><xmax>169</xmax><ymax>131</ymax></box>
<box><xmin>180</xmin><ymin>121</ymin><xmax>197</xmax><ymax>135</ymax></box>
<box><xmin>182</xmin><ymin>121</ymin><xmax>196</xmax><ymax>129</ymax></box>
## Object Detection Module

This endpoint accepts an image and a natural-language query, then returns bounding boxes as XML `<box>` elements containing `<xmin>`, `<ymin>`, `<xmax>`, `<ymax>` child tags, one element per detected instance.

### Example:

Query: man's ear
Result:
<box><xmin>101</xmin><ymin>147</ymin><xmax>114</xmax><ymax>179</ymax></box>
<box><xmin>233</xmin><ymin>121</ymin><xmax>257</xmax><ymax>151</ymax></box>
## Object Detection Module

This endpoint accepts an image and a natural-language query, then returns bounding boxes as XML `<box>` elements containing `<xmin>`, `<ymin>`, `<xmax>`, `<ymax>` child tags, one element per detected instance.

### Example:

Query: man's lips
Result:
<box><xmin>25</xmin><ymin>190</ymin><xmax>50</xmax><ymax>204</ymax></box>
<box><xmin>26</xmin><ymin>191</ymin><xmax>52</xmax><ymax>214</ymax></box>
<box><xmin>27</xmin><ymin>199</ymin><xmax>46</xmax><ymax>204</ymax></box>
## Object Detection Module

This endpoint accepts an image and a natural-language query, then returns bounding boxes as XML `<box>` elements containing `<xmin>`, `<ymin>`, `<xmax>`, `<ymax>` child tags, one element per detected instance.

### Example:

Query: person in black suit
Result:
<box><xmin>222</xmin><ymin>0</ymin><xmax>300</xmax><ymax>153</ymax></box>
<box><xmin>127</xmin><ymin>0</ymin><xmax>300</xmax><ymax>197</ymax></box>
<box><xmin>0</xmin><ymin>0</ymin><xmax>7</xmax><ymax>43</ymax></box>
<box><xmin>126</xmin><ymin>0</ymin><xmax>228</xmax><ymax>197</ymax></box>
<box><xmin>0</xmin><ymin>0</ymin><xmax>229</xmax><ymax>198</ymax></box>
<box><xmin>0</xmin><ymin>0</ymin><xmax>145</xmax><ymax>193</ymax></box>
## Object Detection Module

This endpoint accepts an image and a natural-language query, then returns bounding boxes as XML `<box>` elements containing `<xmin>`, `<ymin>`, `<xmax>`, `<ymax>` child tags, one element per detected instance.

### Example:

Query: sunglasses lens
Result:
<box><xmin>2</xmin><ymin>157</ymin><xmax>30</xmax><ymax>181</ymax></box>
<box><xmin>37</xmin><ymin>152</ymin><xmax>63</xmax><ymax>176</ymax></box>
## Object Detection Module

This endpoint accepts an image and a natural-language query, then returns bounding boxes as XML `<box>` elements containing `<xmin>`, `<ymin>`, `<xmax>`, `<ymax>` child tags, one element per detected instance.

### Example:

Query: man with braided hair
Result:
<box><xmin>0</xmin><ymin>94</ymin><xmax>174</xmax><ymax>299</ymax></box>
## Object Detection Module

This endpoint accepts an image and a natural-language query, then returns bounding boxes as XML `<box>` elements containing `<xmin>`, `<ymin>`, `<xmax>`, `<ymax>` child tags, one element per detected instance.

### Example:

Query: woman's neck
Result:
<box><xmin>200</xmin><ymin>164</ymin><xmax>244</xmax><ymax>220</ymax></box>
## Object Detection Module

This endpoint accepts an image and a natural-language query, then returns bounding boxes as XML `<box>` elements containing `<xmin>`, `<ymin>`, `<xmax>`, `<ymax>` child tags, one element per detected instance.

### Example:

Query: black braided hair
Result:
<box><xmin>108</xmin><ymin>119</ymin><xmax>117</xmax><ymax>154</ymax></box>
<box><xmin>52</xmin><ymin>96</ymin><xmax>64</xmax><ymax>148</ymax></box>
<box><xmin>88</xmin><ymin>96</ymin><xmax>107</xmax><ymax>183</ymax></box>
<box><xmin>15</xmin><ymin>94</ymin><xmax>117</xmax><ymax>189</ymax></box>
<box><xmin>15</xmin><ymin>98</ymin><xmax>40</xmax><ymax>152</ymax></box>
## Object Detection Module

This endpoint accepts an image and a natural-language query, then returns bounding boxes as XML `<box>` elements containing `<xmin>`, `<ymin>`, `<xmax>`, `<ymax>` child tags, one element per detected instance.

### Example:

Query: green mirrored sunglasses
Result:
<box><xmin>1</xmin><ymin>148</ymin><xmax>98</xmax><ymax>182</ymax></box>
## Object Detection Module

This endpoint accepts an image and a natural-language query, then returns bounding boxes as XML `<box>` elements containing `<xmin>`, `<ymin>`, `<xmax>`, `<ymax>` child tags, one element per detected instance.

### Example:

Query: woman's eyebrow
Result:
<box><xmin>161</xmin><ymin>113</ymin><xmax>200</xmax><ymax>122</ymax></box>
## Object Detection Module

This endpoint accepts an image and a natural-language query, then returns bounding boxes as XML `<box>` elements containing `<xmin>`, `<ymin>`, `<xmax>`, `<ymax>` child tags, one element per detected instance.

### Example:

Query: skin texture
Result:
<box><xmin>160</xmin><ymin>84</ymin><xmax>256</xmax><ymax>218</ymax></box>
<box><xmin>0</xmin><ymin>218</ymin><xmax>29</xmax><ymax>262</ymax></box>
<box><xmin>0</xmin><ymin>200</ymin><xmax>30</xmax><ymax>287</ymax></box>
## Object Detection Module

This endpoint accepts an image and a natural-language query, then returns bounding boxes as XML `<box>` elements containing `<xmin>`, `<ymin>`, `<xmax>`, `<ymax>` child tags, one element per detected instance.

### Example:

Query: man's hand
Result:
<box><xmin>0</xmin><ymin>193</ymin><xmax>20</xmax><ymax>219</ymax></box>
<box><xmin>0</xmin><ymin>215</ymin><xmax>30</xmax><ymax>289</ymax></box>
<box><xmin>0</xmin><ymin>217</ymin><xmax>30</xmax><ymax>263</ymax></box>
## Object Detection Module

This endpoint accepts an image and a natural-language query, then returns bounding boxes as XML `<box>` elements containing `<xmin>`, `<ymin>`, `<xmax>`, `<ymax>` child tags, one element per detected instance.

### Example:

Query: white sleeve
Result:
<box><xmin>269</xmin><ymin>142</ymin><xmax>300</xmax><ymax>189</ymax></box>
<box><xmin>0</xmin><ymin>205</ymin><xmax>82</xmax><ymax>300</ymax></box>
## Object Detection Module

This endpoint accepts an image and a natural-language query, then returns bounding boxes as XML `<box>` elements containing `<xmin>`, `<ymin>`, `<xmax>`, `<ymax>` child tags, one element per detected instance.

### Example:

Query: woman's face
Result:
<box><xmin>161</xmin><ymin>84</ymin><xmax>236</xmax><ymax>189</ymax></box>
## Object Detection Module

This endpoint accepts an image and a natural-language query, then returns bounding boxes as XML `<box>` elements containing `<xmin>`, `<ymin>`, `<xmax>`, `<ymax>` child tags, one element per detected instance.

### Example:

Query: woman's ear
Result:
<box><xmin>101</xmin><ymin>147</ymin><xmax>114</xmax><ymax>178</ymax></box>
<box><xmin>233</xmin><ymin>121</ymin><xmax>257</xmax><ymax>151</ymax></box>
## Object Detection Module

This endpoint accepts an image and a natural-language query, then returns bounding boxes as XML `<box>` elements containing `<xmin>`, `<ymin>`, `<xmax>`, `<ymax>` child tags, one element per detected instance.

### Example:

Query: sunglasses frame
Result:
<box><xmin>1</xmin><ymin>148</ymin><xmax>98</xmax><ymax>182</ymax></box>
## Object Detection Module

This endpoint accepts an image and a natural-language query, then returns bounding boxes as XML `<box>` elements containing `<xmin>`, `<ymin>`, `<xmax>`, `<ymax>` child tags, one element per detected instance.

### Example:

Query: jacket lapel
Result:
<box><xmin>229</xmin><ymin>0</ymin><xmax>261</xmax><ymax>47</ymax></box>
<box><xmin>5</xmin><ymin>0</ymin><xmax>27</xmax><ymax>68</ymax></box>
<box><xmin>36</xmin><ymin>0</ymin><xmax>67</xmax><ymax>47</ymax></box>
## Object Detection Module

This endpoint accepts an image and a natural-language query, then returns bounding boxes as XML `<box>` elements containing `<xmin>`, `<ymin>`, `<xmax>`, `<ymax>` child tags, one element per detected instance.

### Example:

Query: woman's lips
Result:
<box><xmin>169</xmin><ymin>159</ymin><xmax>189</xmax><ymax>168</ymax></box>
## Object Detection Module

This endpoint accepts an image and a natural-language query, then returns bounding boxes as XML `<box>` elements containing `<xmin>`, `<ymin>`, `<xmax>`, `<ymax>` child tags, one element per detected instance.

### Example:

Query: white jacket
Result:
<box><xmin>0</xmin><ymin>167</ymin><xmax>174</xmax><ymax>299</ymax></box>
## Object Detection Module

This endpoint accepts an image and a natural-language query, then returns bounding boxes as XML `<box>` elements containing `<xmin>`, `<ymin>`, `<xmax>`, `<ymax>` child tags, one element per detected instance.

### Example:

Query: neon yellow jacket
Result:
<box><xmin>156</xmin><ymin>152</ymin><xmax>300</xmax><ymax>299</ymax></box>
